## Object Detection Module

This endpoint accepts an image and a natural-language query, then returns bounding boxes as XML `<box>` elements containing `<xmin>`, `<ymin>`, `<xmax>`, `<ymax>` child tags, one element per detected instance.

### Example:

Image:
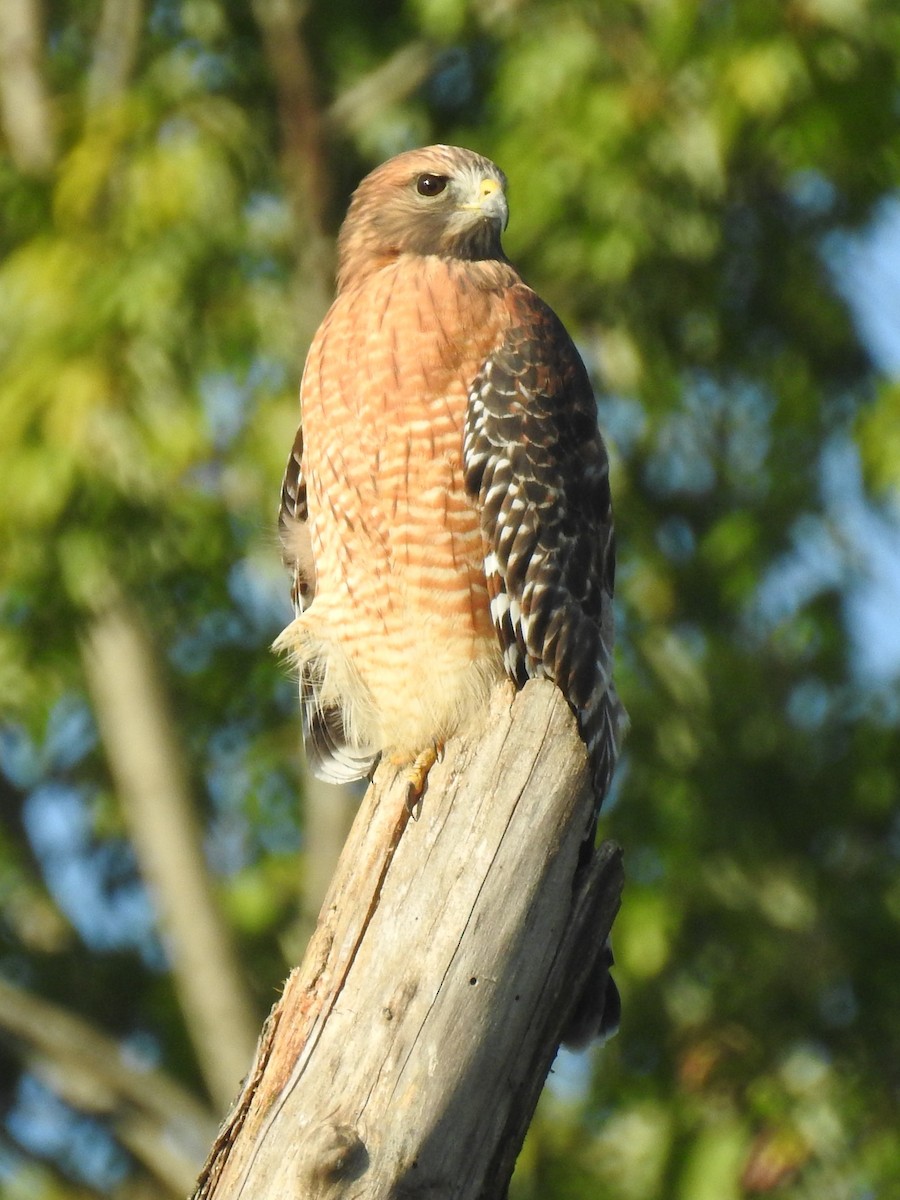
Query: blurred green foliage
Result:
<box><xmin>2</xmin><ymin>0</ymin><xmax>900</xmax><ymax>1196</ymax></box>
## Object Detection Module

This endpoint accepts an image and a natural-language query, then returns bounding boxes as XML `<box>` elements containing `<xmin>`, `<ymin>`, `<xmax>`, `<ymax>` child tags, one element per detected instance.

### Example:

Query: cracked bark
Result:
<box><xmin>193</xmin><ymin>679</ymin><xmax>623</xmax><ymax>1200</ymax></box>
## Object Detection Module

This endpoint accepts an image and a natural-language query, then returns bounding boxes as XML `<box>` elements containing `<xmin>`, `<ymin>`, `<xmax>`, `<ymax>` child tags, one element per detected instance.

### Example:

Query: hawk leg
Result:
<box><xmin>391</xmin><ymin>744</ymin><xmax>442</xmax><ymax>813</ymax></box>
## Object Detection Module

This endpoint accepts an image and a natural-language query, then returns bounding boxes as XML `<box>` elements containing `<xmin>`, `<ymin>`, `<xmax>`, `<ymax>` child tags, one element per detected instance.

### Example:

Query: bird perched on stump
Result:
<box><xmin>276</xmin><ymin>144</ymin><xmax>624</xmax><ymax>814</ymax></box>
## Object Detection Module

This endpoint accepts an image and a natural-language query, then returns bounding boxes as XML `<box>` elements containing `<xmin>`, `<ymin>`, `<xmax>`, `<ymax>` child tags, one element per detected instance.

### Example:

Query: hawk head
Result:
<box><xmin>336</xmin><ymin>145</ymin><xmax>509</xmax><ymax>290</ymax></box>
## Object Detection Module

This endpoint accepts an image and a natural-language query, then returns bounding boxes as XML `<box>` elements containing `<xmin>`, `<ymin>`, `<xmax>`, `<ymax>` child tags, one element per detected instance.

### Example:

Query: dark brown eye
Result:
<box><xmin>416</xmin><ymin>173</ymin><xmax>448</xmax><ymax>197</ymax></box>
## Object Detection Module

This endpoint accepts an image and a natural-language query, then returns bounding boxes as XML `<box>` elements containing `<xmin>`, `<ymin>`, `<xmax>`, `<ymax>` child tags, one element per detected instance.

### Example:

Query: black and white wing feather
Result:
<box><xmin>463</xmin><ymin>285</ymin><xmax>625</xmax><ymax>803</ymax></box>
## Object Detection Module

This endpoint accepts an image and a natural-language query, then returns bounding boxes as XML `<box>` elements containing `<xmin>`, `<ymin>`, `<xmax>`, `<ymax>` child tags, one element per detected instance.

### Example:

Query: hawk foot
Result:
<box><xmin>390</xmin><ymin>744</ymin><xmax>442</xmax><ymax>816</ymax></box>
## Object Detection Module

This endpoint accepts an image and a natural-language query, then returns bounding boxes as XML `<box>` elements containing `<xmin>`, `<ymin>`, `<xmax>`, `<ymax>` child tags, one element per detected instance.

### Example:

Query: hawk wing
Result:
<box><xmin>278</xmin><ymin>426</ymin><xmax>314</xmax><ymax>613</ymax></box>
<box><xmin>463</xmin><ymin>284</ymin><xmax>623</xmax><ymax>802</ymax></box>
<box><xmin>278</xmin><ymin>427</ymin><xmax>377</xmax><ymax>784</ymax></box>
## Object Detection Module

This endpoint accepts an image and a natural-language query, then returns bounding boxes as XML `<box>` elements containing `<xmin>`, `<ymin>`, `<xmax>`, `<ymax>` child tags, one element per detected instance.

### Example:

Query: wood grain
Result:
<box><xmin>194</xmin><ymin>679</ymin><xmax>623</xmax><ymax>1200</ymax></box>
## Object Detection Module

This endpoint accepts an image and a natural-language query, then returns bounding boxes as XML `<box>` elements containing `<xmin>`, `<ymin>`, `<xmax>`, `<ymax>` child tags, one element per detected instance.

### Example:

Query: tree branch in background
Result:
<box><xmin>0</xmin><ymin>975</ymin><xmax>217</xmax><ymax>1193</ymax></box>
<box><xmin>326</xmin><ymin>41</ymin><xmax>434</xmax><ymax>136</ymax></box>
<box><xmin>86</xmin><ymin>0</ymin><xmax>144</xmax><ymax>110</ymax></box>
<box><xmin>81</xmin><ymin>599</ymin><xmax>259</xmax><ymax>1113</ymax></box>
<box><xmin>0</xmin><ymin>0</ymin><xmax>55</xmax><ymax>174</ymax></box>
<box><xmin>194</xmin><ymin>681</ymin><xmax>623</xmax><ymax>1200</ymax></box>
<box><xmin>251</xmin><ymin>0</ymin><xmax>333</xmax><ymax>338</ymax></box>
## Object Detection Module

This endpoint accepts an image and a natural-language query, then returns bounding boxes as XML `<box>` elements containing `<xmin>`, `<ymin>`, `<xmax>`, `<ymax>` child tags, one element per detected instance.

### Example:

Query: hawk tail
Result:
<box><xmin>579</xmin><ymin>684</ymin><xmax>628</xmax><ymax>809</ymax></box>
<box><xmin>299</xmin><ymin>660</ymin><xmax>379</xmax><ymax>785</ymax></box>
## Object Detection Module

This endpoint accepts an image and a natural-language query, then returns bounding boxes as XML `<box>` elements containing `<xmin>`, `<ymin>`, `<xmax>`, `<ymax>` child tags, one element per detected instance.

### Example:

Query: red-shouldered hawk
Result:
<box><xmin>276</xmin><ymin>144</ymin><xmax>624</xmax><ymax>811</ymax></box>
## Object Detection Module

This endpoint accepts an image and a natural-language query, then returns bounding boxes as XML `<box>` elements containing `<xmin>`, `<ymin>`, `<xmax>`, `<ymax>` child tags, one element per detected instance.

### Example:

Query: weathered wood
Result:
<box><xmin>194</xmin><ymin>679</ymin><xmax>623</xmax><ymax>1200</ymax></box>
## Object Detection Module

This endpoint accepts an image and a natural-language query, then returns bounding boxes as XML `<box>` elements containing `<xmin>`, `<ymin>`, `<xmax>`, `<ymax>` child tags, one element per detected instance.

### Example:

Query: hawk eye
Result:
<box><xmin>416</xmin><ymin>173</ymin><xmax>449</xmax><ymax>197</ymax></box>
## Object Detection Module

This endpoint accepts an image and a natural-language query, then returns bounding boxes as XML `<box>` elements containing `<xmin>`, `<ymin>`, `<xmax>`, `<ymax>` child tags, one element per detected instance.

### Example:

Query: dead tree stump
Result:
<box><xmin>194</xmin><ymin>679</ymin><xmax>623</xmax><ymax>1200</ymax></box>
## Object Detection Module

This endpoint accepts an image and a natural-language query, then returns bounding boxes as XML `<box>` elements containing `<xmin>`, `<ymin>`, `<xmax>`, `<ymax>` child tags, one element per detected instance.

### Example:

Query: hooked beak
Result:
<box><xmin>460</xmin><ymin>176</ymin><xmax>509</xmax><ymax>230</ymax></box>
